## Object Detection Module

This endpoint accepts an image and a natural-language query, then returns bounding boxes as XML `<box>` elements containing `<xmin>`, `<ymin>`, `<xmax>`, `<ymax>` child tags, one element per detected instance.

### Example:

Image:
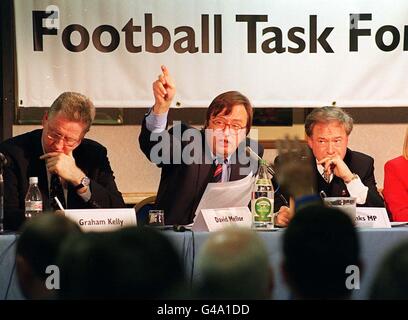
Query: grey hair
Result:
<box><xmin>48</xmin><ymin>92</ymin><xmax>96</xmax><ymax>132</ymax></box>
<box><xmin>305</xmin><ymin>106</ymin><xmax>353</xmax><ymax>137</ymax></box>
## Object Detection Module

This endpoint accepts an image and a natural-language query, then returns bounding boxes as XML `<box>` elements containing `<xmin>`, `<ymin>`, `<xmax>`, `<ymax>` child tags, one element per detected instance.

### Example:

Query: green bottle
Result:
<box><xmin>251</xmin><ymin>159</ymin><xmax>274</xmax><ymax>229</ymax></box>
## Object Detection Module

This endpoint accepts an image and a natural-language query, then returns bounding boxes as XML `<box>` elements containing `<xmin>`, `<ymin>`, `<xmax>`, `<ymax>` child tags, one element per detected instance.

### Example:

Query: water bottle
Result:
<box><xmin>25</xmin><ymin>177</ymin><xmax>43</xmax><ymax>218</ymax></box>
<box><xmin>251</xmin><ymin>159</ymin><xmax>275</xmax><ymax>229</ymax></box>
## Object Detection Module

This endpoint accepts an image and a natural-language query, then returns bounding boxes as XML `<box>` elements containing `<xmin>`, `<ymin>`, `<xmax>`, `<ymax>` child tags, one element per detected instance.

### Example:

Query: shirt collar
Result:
<box><xmin>316</xmin><ymin>160</ymin><xmax>333</xmax><ymax>183</ymax></box>
<box><xmin>211</xmin><ymin>152</ymin><xmax>231</xmax><ymax>165</ymax></box>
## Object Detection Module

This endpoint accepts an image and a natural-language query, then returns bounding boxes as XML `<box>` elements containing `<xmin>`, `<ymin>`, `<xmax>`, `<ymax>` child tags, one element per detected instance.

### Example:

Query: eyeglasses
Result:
<box><xmin>46</xmin><ymin>130</ymin><xmax>81</xmax><ymax>147</ymax></box>
<box><xmin>211</xmin><ymin>119</ymin><xmax>246</xmax><ymax>135</ymax></box>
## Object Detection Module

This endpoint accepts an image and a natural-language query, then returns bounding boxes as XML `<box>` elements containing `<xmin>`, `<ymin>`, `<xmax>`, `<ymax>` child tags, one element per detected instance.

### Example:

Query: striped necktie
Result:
<box><xmin>212</xmin><ymin>159</ymin><xmax>228</xmax><ymax>183</ymax></box>
<box><xmin>212</xmin><ymin>163</ymin><xmax>223</xmax><ymax>182</ymax></box>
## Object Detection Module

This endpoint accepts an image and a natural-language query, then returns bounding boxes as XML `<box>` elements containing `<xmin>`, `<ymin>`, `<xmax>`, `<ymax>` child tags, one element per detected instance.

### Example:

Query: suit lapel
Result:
<box><xmin>197</xmin><ymin>131</ymin><xmax>216</xmax><ymax>189</ymax></box>
<box><xmin>230</xmin><ymin>162</ymin><xmax>243</xmax><ymax>181</ymax></box>
<box><xmin>27</xmin><ymin>130</ymin><xmax>50</xmax><ymax>207</ymax></box>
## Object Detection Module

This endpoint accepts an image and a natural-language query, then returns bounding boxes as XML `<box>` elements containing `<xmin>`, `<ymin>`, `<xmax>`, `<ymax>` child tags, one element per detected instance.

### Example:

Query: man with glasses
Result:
<box><xmin>139</xmin><ymin>66</ymin><xmax>291</xmax><ymax>226</ymax></box>
<box><xmin>0</xmin><ymin>92</ymin><xmax>125</xmax><ymax>231</ymax></box>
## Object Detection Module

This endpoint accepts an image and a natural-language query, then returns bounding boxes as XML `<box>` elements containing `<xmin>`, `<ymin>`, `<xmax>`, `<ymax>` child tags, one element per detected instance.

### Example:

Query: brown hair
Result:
<box><xmin>204</xmin><ymin>91</ymin><xmax>253</xmax><ymax>134</ymax></box>
<box><xmin>48</xmin><ymin>92</ymin><xmax>95</xmax><ymax>132</ymax></box>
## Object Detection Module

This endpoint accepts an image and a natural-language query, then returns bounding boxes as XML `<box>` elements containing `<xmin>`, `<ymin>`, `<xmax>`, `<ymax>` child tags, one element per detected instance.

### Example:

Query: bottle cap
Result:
<box><xmin>259</xmin><ymin>159</ymin><xmax>268</xmax><ymax>166</ymax></box>
<box><xmin>29</xmin><ymin>177</ymin><xmax>38</xmax><ymax>184</ymax></box>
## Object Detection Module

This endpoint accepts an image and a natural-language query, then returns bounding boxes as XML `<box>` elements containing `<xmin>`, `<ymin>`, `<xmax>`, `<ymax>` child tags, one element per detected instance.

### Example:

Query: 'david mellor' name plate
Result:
<box><xmin>192</xmin><ymin>207</ymin><xmax>251</xmax><ymax>232</ymax></box>
<box><xmin>64</xmin><ymin>208</ymin><xmax>137</xmax><ymax>232</ymax></box>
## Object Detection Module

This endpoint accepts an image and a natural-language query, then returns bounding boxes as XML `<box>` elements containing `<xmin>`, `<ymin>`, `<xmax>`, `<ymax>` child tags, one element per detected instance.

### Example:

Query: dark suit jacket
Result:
<box><xmin>0</xmin><ymin>129</ymin><xmax>125</xmax><ymax>231</ymax></box>
<box><xmin>275</xmin><ymin>148</ymin><xmax>384</xmax><ymax>208</ymax></box>
<box><xmin>139</xmin><ymin>118</ymin><xmax>264</xmax><ymax>225</ymax></box>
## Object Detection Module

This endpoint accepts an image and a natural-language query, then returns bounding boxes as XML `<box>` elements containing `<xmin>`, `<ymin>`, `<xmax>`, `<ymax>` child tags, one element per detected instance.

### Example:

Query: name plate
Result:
<box><xmin>64</xmin><ymin>208</ymin><xmax>137</xmax><ymax>232</ymax></box>
<box><xmin>355</xmin><ymin>207</ymin><xmax>391</xmax><ymax>228</ymax></box>
<box><xmin>192</xmin><ymin>207</ymin><xmax>251</xmax><ymax>232</ymax></box>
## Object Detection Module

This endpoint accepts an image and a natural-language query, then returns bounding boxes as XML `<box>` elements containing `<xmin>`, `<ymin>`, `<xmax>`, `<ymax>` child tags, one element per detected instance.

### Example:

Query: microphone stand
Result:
<box><xmin>0</xmin><ymin>170</ymin><xmax>4</xmax><ymax>233</ymax></box>
<box><xmin>0</xmin><ymin>153</ymin><xmax>7</xmax><ymax>234</ymax></box>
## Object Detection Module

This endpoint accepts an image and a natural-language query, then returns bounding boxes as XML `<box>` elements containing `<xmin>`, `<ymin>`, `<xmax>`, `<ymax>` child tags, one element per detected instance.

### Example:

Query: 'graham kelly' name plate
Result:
<box><xmin>64</xmin><ymin>208</ymin><xmax>136</xmax><ymax>232</ymax></box>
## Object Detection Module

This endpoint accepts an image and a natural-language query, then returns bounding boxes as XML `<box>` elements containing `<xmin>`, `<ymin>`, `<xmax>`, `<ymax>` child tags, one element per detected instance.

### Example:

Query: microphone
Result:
<box><xmin>173</xmin><ymin>225</ymin><xmax>186</xmax><ymax>232</ymax></box>
<box><xmin>245</xmin><ymin>146</ymin><xmax>289</xmax><ymax>207</ymax></box>
<box><xmin>245</xmin><ymin>146</ymin><xmax>276</xmax><ymax>176</ymax></box>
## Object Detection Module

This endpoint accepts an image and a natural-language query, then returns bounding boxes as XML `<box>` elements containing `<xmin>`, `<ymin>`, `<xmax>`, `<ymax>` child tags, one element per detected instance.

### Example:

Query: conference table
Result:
<box><xmin>2</xmin><ymin>227</ymin><xmax>408</xmax><ymax>300</ymax></box>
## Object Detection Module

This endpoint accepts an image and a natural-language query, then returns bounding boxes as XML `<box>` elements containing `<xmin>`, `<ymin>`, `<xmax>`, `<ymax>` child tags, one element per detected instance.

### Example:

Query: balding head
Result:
<box><xmin>196</xmin><ymin>227</ymin><xmax>272</xmax><ymax>299</ymax></box>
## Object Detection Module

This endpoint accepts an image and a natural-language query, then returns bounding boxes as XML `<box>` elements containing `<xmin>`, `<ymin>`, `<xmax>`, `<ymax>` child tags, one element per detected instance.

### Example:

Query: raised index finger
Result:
<box><xmin>161</xmin><ymin>65</ymin><xmax>169</xmax><ymax>77</ymax></box>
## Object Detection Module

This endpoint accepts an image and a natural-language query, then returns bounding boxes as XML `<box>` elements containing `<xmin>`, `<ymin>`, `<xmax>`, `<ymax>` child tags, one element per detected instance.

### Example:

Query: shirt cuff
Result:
<box><xmin>346</xmin><ymin>177</ymin><xmax>368</xmax><ymax>204</ymax></box>
<box><xmin>78</xmin><ymin>188</ymin><xmax>92</xmax><ymax>202</ymax></box>
<box><xmin>145</xmin><ymin>108</ymin><xmax>168</xmax><ymax>133</ymax></box>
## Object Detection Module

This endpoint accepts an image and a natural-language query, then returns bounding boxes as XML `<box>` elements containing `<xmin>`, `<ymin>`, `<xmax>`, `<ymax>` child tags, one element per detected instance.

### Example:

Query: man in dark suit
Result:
<box><xmin>0</xmin><ymin>92</ymin><xmax>125</xmax><ymax>231</ymax></box>
<box><xmin>304</xmin><ymin>106</ymin><xmax>384</xmax><ymax>207</ymax></box>
<box><xmin>139</xmin><ymin>66</ymin><xmax>291</xmax><ymax>226</ymax></box>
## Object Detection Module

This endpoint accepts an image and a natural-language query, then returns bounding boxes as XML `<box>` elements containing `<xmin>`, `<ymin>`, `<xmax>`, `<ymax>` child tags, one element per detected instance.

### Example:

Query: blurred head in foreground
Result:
<box><xmin>282</xmin><ymin>205</ymin><xmax>361</xmax><ymax>299</ymax></box>
<box><xmin>57</xmin><ymin>226</ymin><xmax>187</xmax><ymax>299</ymax></box>
<box><xmin>195</xmin><ymin>227</ymin><xmax>273</xmax><ymax>299</ymax></box>
<box><xmin>369</xmin><ymin>240</ymin><xmax>408</xmax><ymax>300</ymax></box>
<box><xmin>16</xmin><ymin>213</ymin><xmax>81</xmax><ymax>299</ymax></box>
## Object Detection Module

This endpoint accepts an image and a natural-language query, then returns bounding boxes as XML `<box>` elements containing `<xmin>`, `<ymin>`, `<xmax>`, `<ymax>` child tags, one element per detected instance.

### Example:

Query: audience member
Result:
<box><xmin>282</xmin><ymin>205</ymin><xmax>361</xmax><ymax>299</ymax></box>
<box><xmin>369</xmin><ymin>240</ymin><xmax>408</xmax><ymax>299</ymax></box>
<box><xmin>195</xmin><ymin>227</ymin><xmax>273</xmax><ymax>299</ymax></box>
<box><xmin>16</xmin><ymin>213</ymin><xmax>81</xmax><ymax>299</ymax></box>
<box><xmin>57</xmin><ymin>226</ymin><xmax>187</xmax><ymax>299</ymax></box>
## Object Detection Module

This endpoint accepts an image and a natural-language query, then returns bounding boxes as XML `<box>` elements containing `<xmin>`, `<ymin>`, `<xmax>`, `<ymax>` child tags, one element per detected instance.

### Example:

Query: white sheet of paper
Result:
<box><xmin>193</xmin><ymin>173</ymin><xmax>254</xmax><ymax>224</ymax></box>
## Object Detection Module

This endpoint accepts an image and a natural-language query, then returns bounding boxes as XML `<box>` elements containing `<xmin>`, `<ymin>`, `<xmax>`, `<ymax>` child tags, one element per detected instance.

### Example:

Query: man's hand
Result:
<box><xmin>317</xmin><ymin>156</ymin><xmax>354</xmax><ymax>183</ymax></box>
<box><xmin>40</xmin><ymin>152</ymin><xmax>85</xmax><ymax>186</ymax></box>
<box><xmin>152</xmin><ymin>65</ymin><xmax>176</xmax><ymax>114</ymax></box>
<box><xmin>274</xmin><ymin>206</ymin><xmax>293</xmax><ymax>227</ymax></box>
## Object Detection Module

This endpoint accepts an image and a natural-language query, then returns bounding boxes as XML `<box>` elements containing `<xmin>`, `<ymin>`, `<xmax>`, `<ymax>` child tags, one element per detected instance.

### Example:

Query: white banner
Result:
<box><xmin>14</xmin><ymin>0</ymin><xmax>408</xmax><ymax>108</ymax></box>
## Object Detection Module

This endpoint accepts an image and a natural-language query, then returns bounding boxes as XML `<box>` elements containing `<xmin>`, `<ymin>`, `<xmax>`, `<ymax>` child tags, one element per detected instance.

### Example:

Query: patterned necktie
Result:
<box><xmin>49</xmin><ymin>174</ymin><xmax>66</xmax><ymax>210</ymax></box>
<box><xmin>212</xmin><ymin>158</ymin><xmax>229</xmax><ymax>183</ymax></box>
<box><xmin>212</xmin><ymin>163</ymin><xmax>223</xmax><ymax>182</ymax></box>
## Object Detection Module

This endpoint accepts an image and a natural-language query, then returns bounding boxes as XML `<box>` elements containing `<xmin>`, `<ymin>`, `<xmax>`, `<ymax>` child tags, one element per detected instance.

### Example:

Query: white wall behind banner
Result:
<box><xmin>14</xmin><ymin>0</ymin><xmax>408</xmax><ymax>108</ymax></box>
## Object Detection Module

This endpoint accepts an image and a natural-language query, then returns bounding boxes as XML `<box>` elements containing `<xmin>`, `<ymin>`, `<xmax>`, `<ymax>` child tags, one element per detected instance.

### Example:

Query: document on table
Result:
<box><xmin>390</xmin><ymin>222</ymin><xmax>408</xmax><ymax>227</ymax></box>
<box><xmin>193</xmin><ymin>173</ymin><xmax>254</xmax><ymax>223</ymax></box>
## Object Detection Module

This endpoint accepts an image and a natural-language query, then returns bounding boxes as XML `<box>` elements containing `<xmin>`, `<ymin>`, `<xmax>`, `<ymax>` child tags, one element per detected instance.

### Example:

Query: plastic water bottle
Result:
<box><xmin>251</xmin><ymin>159</ymin><xmax>275</xmax><ymax>229</ymax></box>
<box><xmin>25</xmin><ymin>177</ymin><xmax>43</xmax><ymax>218</ymax></box>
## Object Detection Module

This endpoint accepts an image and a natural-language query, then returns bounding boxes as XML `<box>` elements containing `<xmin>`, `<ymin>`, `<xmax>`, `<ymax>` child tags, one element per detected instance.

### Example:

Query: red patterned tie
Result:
<box><xmin>212</xmin><ymin>163</ymin><xmax>223</xmax><ymax>183</ymax></box>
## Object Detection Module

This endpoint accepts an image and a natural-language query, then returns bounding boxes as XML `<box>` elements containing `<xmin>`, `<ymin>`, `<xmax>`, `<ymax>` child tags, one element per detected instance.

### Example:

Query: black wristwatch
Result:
<box><xmin>73</xmin><ymin>176</ymin><xmax>91</xmax><ymax>191</ymax></box>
